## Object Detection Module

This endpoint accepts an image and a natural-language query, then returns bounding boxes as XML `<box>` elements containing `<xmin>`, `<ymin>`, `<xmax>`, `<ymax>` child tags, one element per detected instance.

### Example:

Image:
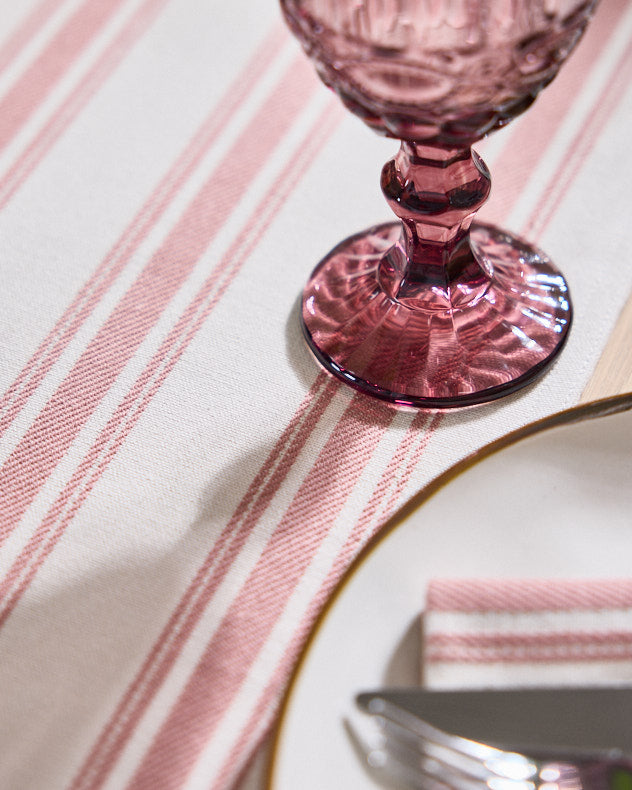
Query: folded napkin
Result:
<box><xmin>423</xmin><ymin>579</ymin><xmax>632</xmax><ymax>689</ymax></box>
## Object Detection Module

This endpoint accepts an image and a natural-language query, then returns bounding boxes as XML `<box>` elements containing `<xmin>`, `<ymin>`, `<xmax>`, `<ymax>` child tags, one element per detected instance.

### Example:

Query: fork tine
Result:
<box><xmin>356</xmin><ymin>694</ymin><xmax>541</xmax><ymax>785</ymax></box>
<box><xmin>345</xmin><ymin>712</ymin><xmax>489</xmax><ymax>790</ymax></box>
<box><xmin>375</xmin><ymin>714</ymin><xmax>537</xmax><ymax>789</ymax></box>
<box><xmin>354</xmin><ymin>694</ymin><xmax>632</xmax><ymax>790</ymax></box>
<box><xmin>359</xmin><ymin>694</ymin><xmax>513</xmax><ymax>762</ymax></box>
<box><xmin>379</xmin><ymin>725</ymin><xmax>494</xmax><ymax>789</ymax></box>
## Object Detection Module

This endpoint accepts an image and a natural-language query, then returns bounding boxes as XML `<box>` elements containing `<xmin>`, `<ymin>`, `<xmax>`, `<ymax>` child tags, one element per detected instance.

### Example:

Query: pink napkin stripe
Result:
<box><xmin>0</xmin><ymin>0</ymin><xmax>172</xmax><ymax>211</ymax></box>
<box><xmin>0</xmin><ymin>23</ymin><xmax>286</xmax><ymax>439</ymax></box>
<box><xmin>427</xmin><ymin>579</ymin><xmax>632</xmax><ymax>612</ymax></box>
<box><xmin>0</xmin><ymin>98</ymin><xmax>342</xmax><ymax>630</ymax></box>
<box><xmin>73</xmin><ymin>12</ymin><xmax>628</xmax><ymax>786</ymax></box>
<box><xmin>0</xmin><ymin>0</ymin><xmax>128</xmax><ymax>153</ymax></box>
<box><xmin>212</xmin><ymin>411</ymin><xmax>444</xmax><ymax>789</ymax></box>
<box><xmin>482</xmin><ymin>0</ymin><xmax>626</xmax><ymax>229</ymax></box>
<box><xmin>69</xmin><ymin>373</ymin><xmax>340</xmax><ymax>790</ymax></box>
<box><xmin>426</xmin><ymin>631</ymin><xmax>632</xmax><ymax>663</ymax></box>
<box><xmin>0</xmin><ymin>53</ymin><xmax>315</xmax><ymax>545</ymax></box>
<box><xmin>126</xmin><ymin>394</ymin><xmax>395</xmax><ymax>790</ymax></box>
<box><xmin>426</xmin><ymin>580</ymin><xmax>632</xmax><ymax>665</ymax></box>
<box><xmin>0</xmin><ymin>0</ymin><xmax>68</xmax><ymax>78</ymax></box>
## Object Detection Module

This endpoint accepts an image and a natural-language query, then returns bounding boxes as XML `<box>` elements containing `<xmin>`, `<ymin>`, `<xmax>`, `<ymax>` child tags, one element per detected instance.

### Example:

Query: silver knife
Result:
<box><xmin>356</xmin><ymin>687</ymin><xmax>632</xmax><ymax>755</ymax></box>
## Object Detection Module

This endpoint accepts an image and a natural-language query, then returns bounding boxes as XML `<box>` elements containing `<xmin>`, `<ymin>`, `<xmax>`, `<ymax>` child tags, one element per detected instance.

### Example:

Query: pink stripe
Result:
<box><xmin>202</xmin><ymin>409</ymin><xmax>445</xmax><ymax>790</ymax></box>
<box><xmin>212</xmin><ymin>411</ymin><xmax>444</xmax><ymax>788</ymax></box>
<box><xmin>358</xmin><ymin>412</ymin><xmax>433</xmax><ymax>532</ymax></box>
<box><xmin>212</xmin><ymin>584</ymin><xmax>339</xmax><ymax>790</ymax></box>
<box><xmin>0</xmin><ymin>0</ymin><xmax>127</xmax><ymax>152</ymax></box>
<box><xmin>0</xmin><ymin>0</ymin><xmax>169</xmax><ymax>210</ymax></box>
<box><xmin>51</xmin><ymin>3</ymin><xmax>628</xmax><ymax>788</ymax></box>
<box><xmin>0</xmin><ymin>23</ymin><xmax>286</xmax><ymax>438</ymax></box>
<box><xmin>0</xmin><ymin>53</ymin><xmax>314</xmax><ymax>543</ymax></box>
<box><xmin>69</xmin><ymin>377</ymin><xmax>337</xmax><ymax>790</ymax></box>
<box><xmin>368</xmin><ymin>412</ymin><xmax>443</xmax><ymax>536</ymax></box>
<box><xmin>481</xmin><ymin>0</ymin><xmax>626</xmax><ymax>227</ymax></box>
<box><xmin>113</xmin><ymin>5</ymin><xmax>631</xmax><ymax>783</ymax></box>
<box><xmin>526</xmin><ymin>36</ymin><xmax>632</xmax><ymax>240</ymax></box>
<box><xmin>140</xmin><ymin>9</ymin><xmax>631</xmax><ymax>782</ymax></box>
<box><xmin>329</xmin><ymin>410</ymin><xmax>442</xmax><ymax>580</ymax></box>
<box><xmin>209</xmin><ymin>10</ymin><xmax>632</xmax><ymax>772</ymax></box>
<box><xmin>429</xmin><ymin>647</ymin><xmax>632</xmax><ymax>663</ymax></box>
<box><xmin>0</xmin><ymin>102</ymin><xmax>342</xmax><ymax>628</ymax></box>
<box><xmin>427</xmin><ymin>631</ymin><xmax>632</xmax><ymax>664</ymax></box>
<box><xmin>67</xmin><ymin>104</ymin><xmax>342</xmax><ymax>790</ymax></box>
<box><xmin>426</xmin><ymin>579</ymin><xmax>632</xmax><ymax>612</ymax></box>
<box><xmin>126</xmin><ymin>395</ymin><xmax>394</xmax><ymax>789</ymax></box>
<box><xmin>429</xmin><ymin>631</ymin><xmax>632</xmax><ymax>649</ymax></box>
<box><xmin>0</xmin><ymin>0</ymin><xmax>67</xmax><ymax>77</ymax></box>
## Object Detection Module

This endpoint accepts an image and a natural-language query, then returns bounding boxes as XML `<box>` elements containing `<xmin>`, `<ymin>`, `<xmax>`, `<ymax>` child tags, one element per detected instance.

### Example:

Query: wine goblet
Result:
<box><xmin>280</xmin><ymin>0</ymin><xmax>598</xmax><ymax>408</ymax></box>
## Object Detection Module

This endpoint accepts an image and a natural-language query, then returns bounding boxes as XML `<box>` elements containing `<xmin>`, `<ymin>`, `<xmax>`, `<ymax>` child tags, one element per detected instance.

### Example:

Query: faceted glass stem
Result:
<box><xmin>378</xmin><ymin>143</ymin><xmax>493</xmax><ymax>312</ymax></box>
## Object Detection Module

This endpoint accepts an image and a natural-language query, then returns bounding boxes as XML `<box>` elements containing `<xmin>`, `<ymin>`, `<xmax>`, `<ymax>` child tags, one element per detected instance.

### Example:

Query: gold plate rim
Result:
<box><xmin>265</xmin><ymin>391</ymin><xmax>632</xmax><ymax>788</ymax></box>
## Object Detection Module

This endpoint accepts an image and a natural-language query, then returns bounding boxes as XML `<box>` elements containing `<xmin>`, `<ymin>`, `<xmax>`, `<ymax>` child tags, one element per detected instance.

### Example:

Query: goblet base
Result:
<box><xmin>301</xmin><ymin>222</ymin><xmax>572</xmax><ymax>409</ymax></box>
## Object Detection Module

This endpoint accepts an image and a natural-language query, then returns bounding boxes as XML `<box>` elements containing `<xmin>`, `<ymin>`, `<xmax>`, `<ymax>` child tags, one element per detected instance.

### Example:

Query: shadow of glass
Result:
<box><xmin>381</xmin><ymin>614</ymin><xmax>422</xmax><ymax>687</ymax></box>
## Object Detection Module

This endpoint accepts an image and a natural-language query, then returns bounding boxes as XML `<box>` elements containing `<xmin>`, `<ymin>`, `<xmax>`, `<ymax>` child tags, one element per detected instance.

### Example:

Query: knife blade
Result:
<box><xmin>356</xmin><ymin>687</ymin><xmax>632</xmax><ymax>755</ymax></box>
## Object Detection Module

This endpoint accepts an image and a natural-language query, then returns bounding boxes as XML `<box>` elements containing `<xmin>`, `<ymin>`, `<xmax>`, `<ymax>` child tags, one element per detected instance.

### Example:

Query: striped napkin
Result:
<box><xmin>423</xmin><ymin>579</ymin><xmax>632</xmax><ymax>689</ymax></box>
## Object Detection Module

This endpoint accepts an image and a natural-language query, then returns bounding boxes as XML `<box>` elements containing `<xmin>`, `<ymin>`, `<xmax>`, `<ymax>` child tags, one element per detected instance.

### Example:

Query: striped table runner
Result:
<box><xmin>0</xmin><ymin>1</ymin><xmax>630</xmax><ymax>789</ymax></box>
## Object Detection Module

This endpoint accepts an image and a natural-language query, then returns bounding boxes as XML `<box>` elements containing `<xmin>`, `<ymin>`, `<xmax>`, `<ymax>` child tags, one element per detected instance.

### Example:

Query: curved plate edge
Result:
<box><xmin>265</xmin><ymin>391</ymin><xmax>632</xmax><ymax>789</ymax></box>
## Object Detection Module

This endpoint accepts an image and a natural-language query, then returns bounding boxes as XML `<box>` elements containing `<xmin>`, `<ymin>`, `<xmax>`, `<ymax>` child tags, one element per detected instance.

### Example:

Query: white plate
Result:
<box><xmin>267</xmin><ymin>396</ymin><xmax>632</xmax><ymax>790</ymax></box>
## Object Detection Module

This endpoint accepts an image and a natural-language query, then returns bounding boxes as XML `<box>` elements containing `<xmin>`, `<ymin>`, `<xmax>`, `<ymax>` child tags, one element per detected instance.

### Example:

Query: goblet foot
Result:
<box><xmin>301</xmin><ymin>222</ymin><xmax>572</xmax><ymax>408</ymax></box>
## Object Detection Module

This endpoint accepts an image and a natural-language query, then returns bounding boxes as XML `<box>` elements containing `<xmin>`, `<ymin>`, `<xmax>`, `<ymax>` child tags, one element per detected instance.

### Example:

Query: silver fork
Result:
<box><xmin>350</xmin><ymin>693</ymin><xmax>632</xmax><ymax>790</ymax></box>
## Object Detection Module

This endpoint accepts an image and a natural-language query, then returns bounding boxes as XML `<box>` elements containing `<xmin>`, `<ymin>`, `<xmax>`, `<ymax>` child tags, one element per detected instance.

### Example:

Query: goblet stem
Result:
<box><xmin>379</xmin><ymin>143</ymin><xmax>493</xmax><ymax>313</ymax></box>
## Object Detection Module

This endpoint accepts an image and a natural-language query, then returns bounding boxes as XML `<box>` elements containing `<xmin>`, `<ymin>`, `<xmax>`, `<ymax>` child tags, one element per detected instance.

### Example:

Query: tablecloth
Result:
<box><xmin>0</xmin><ymin>0</ymin><xmax>630</xmax><ymax>788</ymax></box>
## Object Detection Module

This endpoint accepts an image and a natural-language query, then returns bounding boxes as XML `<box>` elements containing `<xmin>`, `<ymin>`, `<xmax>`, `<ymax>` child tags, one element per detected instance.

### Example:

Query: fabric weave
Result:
<box><xmin>0</xmin><ymin>0</ymin><xmax>630</xmax><ymax>788</ymax></box>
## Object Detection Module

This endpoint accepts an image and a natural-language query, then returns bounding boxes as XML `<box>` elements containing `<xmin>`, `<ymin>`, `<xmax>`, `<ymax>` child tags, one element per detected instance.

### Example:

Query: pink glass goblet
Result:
<box><xmin>280</xmin><ymin>0</ymin><xmax>598</xmax><ymax>408</ymax></box>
